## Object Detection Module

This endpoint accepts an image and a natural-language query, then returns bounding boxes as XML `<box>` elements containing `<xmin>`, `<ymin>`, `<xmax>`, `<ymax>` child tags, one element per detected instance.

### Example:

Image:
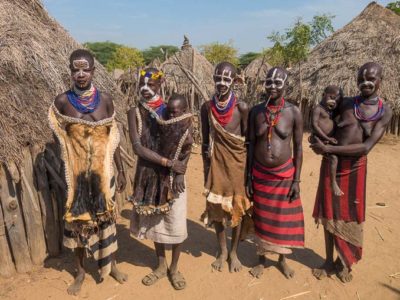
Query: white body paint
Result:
<box><xmin>265</xmin><ymin>68</ymin><xmax>287</xmax><ymax>90</ymax></box>
<box><xmin>214</xmin><ymin>69</ymin><xmax>234</xmax><ymax>96</ymax></box>
<box><xmin>140</xmin><ymin>76</ymin><xmax>157</xmax><ymax>99</ymax></box>
<box><xmin>358</xmin><ymin>68</ymin><xmax>375</xmax><ymax>92</ymax></box>
<box><xmin>72</xmin><ymin>59</ymin><xmax>91</xmax><ymax>80</ymax></box>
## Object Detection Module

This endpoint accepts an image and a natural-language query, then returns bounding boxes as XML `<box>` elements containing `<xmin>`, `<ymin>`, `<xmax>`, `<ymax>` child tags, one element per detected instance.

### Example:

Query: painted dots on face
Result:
<box><xmin>71</xmin><ymin>58</ymin><xmax>92</xmax><ymax>79</ymax></box>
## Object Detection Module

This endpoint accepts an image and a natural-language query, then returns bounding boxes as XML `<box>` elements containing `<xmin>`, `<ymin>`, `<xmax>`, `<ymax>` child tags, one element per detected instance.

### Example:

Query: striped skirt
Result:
<box><xmin>252</xmin><ymin>159</ymin><xmax>304</xmax><ymax>255</ymax></box>
<box><xmin>64</xmin><ymin>221</ymin><xmax>118</xmax><ymax>278</ymax></box>
<box><xmin>313</xmin><ymin>156</ymin><xmax>367</xmax><ymax>269</ymax></box>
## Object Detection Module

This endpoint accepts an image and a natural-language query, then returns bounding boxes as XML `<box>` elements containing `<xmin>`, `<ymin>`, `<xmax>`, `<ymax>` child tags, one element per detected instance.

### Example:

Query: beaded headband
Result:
<box><xmin>140</xmin><ymin>69</ymin><xmax>164</xmax><ymax>80</ymax></box>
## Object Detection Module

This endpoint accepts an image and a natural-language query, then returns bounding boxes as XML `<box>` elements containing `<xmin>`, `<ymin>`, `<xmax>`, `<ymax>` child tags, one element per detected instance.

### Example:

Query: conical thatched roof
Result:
<box><xmin>0</xmin><ymin>0</ymin><xmax>126</xmax><ymax>164</ymax></box>
<box><xmin>244</xmin><ymin>56</ymin><xmax>271</xmax><ymax>80</ymax></box>
<box><xmin>161</xmin><ymin>37</ymin><xmax>214</xmax><ymax>98</ymax></box>
<box><xmin>286</xmin><ymin>2</ymin><xmax>400</xmax><ymax>114</ymax></box>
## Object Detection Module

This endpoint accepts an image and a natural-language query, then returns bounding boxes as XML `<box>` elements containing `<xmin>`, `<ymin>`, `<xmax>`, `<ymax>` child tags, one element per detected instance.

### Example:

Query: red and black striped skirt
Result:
<box><xmin>252</xmin><ymin>159</ymin><xmax>305</xmax><ymax>249</ymax></box>
<box><xmin>313</xmin><ymin>155</ymin><xmax>367</xmax><ymax>268</ymax></box>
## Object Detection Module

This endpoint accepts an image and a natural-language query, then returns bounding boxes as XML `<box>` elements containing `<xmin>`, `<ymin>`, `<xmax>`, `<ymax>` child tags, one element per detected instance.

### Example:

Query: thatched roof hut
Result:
<box><xmin>244</xmin><ymin>56</ymin><xmax>271</xmax><ymax>80</ymax></box>
<box><xmin>161</xmin><ymin>36</ymin><xmax>214</xmax><ymax>111</ymax></box>
<box><xmin>0</xmin><ymin>0</ymin><xmax>134</xmax><ymax>277</ymax></box>
<box><xmin>286</xmin><ymin>2</ymin><xmax>400</xmax><ymax>133</ymax></box>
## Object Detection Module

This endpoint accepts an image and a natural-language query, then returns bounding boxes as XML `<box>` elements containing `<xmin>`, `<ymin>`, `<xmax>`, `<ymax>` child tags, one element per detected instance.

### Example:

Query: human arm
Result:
<box><xmin>288</xmin><ymin>106</ymin><xmax>303</xmax><ymax>202</ymax></box>
<box><xmin>114</xmin><ymin>146</ymin><xmax>126</xmax><ymax>192</ymax></box>
<box><xmin>245</xmin><ymin>106</ymin><xmax>257</xmax><ymax>199</ymax></box>
<box><xmin>127</xmin><ymin>107</ymin><xmax>186</xmax><ymax>174</ymax></box>
<box><xmin>311</xmin><ymin>104</ymin><xmax>392</xmax><ymax>156</ymax></box>
<box><xmin>200</xmin><ymin>103</ymin><xmax>211</xmax><ymax>184</ymax></box>
<box><xmin>173</xmin><ymin>129</ymin><xmax>193</xmax><ymax>194</ymax></box>
<box><xmin>238</xmin><ymin>101</ymin><xmax>249</xmax><ymax>137</ymax></box>
<box><xmin>311</xmin><ymin>106</ymin><xmax>337</xmax><ymax>144</ymax></box>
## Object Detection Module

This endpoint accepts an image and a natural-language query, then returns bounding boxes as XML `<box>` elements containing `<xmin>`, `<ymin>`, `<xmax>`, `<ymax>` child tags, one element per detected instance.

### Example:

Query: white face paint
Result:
<box><xmin>213</xmin><ymin>69</ymin><xmax>234</xmax><ymax>96</ymax></box>
<box><xmin>358</xmin><ymin>68</ymin><xmax>376</xmax><ymax>92</ymax></box>
<box><xmin>140</xmin><ymin>76</ymin><xmax>157</xmax><ymax>100</ymax></box>
<box><xmin>265</xmin><ymin>68</ymin><xmax>287</xmax><ymax>90</ymax></box>
<box><xmin>72</xmin><ymin>59</ymin><xmax>92</xmax><ymax>80</ymax></box>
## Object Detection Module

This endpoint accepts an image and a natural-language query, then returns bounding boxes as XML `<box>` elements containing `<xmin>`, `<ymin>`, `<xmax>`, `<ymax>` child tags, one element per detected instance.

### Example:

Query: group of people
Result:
<box><xmin>48</xmin><ymin>49</ymin><xmax>392</xmax><ymax>295</ymax></box>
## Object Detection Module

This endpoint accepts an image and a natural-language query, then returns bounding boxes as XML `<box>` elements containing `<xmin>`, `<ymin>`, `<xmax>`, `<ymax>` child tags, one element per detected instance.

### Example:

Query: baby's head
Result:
<box><xmin>321</xmin><ymin>85</ymin><xmax>343</xmax><ymax>111</ymax></box>
<box><xmin>166</xmin><ymin>93</ymin><xmax>188</xmax><ymax>119</ymax></box>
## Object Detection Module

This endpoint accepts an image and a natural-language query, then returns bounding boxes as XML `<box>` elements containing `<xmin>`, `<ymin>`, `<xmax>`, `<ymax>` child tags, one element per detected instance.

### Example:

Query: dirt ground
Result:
<box><xmin>1</xmin><ymin>135</ymin><xmax>400</xmax><ymax>300</ymax></box>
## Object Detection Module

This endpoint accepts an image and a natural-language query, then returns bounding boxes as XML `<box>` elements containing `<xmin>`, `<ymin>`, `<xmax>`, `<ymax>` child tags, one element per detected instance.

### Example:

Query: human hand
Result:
<box><xmin>116</xmin><ymin>171</ymin><xmax>126</xmax><ymax>193</ymax></box>
<box><xmin>173</xmin><ymin>175</ymin><xmax>185</xmax><ymax>194</ymax></box>
<box><xmin>170</xmin><ymin>160</ymin><xmax>187</xmax><ymax>174</ymax></box>
<box><xmin>310</xmin><ymin>136</ymin><xmax>327</xmax><ymax>155</ymax></box>
<box><xmin>288</xmin><ymin>182</ymin><xmax>300</xmax><ymax>203</ymax></box>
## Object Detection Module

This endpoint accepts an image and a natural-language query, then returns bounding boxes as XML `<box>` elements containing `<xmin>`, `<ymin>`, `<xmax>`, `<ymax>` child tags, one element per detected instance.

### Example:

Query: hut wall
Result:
<box><xmin>0</xmin><ymin>128</ymin><xmax>133</xmax><ymax>277</ymax></box>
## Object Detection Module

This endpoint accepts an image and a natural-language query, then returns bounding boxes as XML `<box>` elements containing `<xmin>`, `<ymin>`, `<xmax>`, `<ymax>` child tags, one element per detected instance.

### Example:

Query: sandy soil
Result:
<box><xmin>1</xmin><ymin>135</ymin><xmax>400</xmax><ymax>300</ymax></box>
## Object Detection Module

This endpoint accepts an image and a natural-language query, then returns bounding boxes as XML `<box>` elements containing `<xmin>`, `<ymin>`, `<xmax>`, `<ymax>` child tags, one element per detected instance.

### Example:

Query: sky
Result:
<box><xmin>42</xmin><ymin>0</ymin><xmax>392</xmax><ymax>54</ymax></box>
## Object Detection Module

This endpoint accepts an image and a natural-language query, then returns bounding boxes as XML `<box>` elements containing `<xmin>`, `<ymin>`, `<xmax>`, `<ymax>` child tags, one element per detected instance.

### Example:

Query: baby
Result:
<box><xmin>310</xmin><ymin>85</ymin><xmax>343</xmax><ymax>196</ymax></box>
<box><xmin>157</xmin><ymin>94</ymin><xmax>193</xmax><ymax>210</ymax></box>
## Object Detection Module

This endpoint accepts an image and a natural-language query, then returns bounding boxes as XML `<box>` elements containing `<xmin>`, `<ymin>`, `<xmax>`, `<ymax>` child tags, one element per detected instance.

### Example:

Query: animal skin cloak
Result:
<box><xmin>202</xmin><ymin>106</ymin><xmax>251</xmax><ymax>227</ymax></box>
<box><xmin>48</xmin><ymin>104</ymin><xmax>120</xmax><ymax>224</ymax></box>
<box><xmin>131</xmin><ymin>102</ymin><xmax>192</xmax><ymax>215</ymax></box>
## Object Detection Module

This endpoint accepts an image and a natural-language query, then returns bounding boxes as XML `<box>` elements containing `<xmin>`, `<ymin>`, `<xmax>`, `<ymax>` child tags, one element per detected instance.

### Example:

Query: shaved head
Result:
<box><xmin>213</xmin><ymin>62</ymin><xmax>237</xmax><ymax>97</ymax></box>
<box><xmin>358</xmin><ymin>62</ymin><xmax>383</xmax><ymax>79</ymax></box>
<box><xmin>357</xmin><ymin>62</ymin><xmax>383</xmax><ymax>97</ymax></box>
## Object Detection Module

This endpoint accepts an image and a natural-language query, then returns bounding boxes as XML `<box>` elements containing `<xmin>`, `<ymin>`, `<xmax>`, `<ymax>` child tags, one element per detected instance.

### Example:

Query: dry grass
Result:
<box><xmin>286</xmin><ymin>2</ymin><xmax>400</xmax><ymax>114</ymax></box>
<box><xmin>0</xmin><ymin>0</ymin><xmax>126</xmax><ymax>164</ymax></box>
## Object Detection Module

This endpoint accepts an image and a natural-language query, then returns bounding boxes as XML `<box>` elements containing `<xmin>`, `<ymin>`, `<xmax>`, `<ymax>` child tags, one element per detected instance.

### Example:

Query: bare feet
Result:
<box><xmin>211</xmin><ymin>251</ymin><xmax>228</xmax><ymax>272</ymax></box>
<box><xmin>228</xmin><ymin>253</ymin><xmax>242</xmax><ymax>273</ymax></box>
<box><xmin>250</xmin><ymin>264</ymin><xmax>264</xmax><ymax>278</ymax></box>
<box><xmin>142</xmin><ymin>263</ymin><xmax>168</xmax><ymax>286</ymax></box>
<box><xmin>335</xmin><ymin>260</ymin><xmax>353</xmax><ymax>283</ymax></box>
<box><xmin>278</xmin><ymin>256</ymin><xmax>295</xmax><ymax>279</ymax></box>
<box><xmin>110</xmin><ymin>263</ymin><xmax>128</xmax><ymax>283</ymax></box>
<box><xmin>312</xmin><ymin>261</ymin><xmax>335</xmax><ymax>280</ymax></box>
<box><xmin>67</xmin><ymin>271</ymin><xmax>85</xmax><ymax>296</ymax></box>
<box><xmin>332</xmin><ymin>182</ymin><xmax>344</xmax><ymax>196</ymax></box>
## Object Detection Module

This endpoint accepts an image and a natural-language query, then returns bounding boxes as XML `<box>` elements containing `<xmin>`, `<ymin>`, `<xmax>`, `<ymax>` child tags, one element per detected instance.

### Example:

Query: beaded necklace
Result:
<box><xmin>354</xmin><ymin>96</ymin><xmax>384</xmax><ymax>122</ymax></box>
<box><xmin>265</xmin><ymin>97</ymin><xmax>285</xmax><ymax>150</ymax></box>
<box><xmin>211</xmin><ymin>92</ymin><xmax>236</xmax><ymax>127</ymax></box>
<box><xmin>66</xmin><ymin>84</ymin><xmax>99</xmax><ymax>113</ymax></box>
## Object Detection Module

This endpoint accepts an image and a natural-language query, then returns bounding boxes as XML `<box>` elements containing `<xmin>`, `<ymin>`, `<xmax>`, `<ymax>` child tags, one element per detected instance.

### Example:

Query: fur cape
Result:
<box><xmin>48</xmin><ymin>104</ymin><xmax>120</xmax><ymax>224</ymax></box>
<box><xmin>132</xmin><ymin>102</ymin><xmax>192</xmax><ymax>215</ymax></box>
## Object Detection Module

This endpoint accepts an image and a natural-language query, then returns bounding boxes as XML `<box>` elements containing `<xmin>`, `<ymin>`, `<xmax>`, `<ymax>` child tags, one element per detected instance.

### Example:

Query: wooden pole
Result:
<box><xmin>31</xmin><ymin>146</ymin><xmax>60</xmax><ymax>257</ymax></box>
<box><xmin>0</xmin><ymin>165</ymin><xmax>32</xmax><ymax>273</ymax></box>
<box><xmin>0</xmin><ymin>179</ymin><xmax>16</xmax><ymax>277</ymax></box>
<box><xmin>20</xmin><ymin>147</ymin><xmax>47</xmax><ymax>265</ymax></box>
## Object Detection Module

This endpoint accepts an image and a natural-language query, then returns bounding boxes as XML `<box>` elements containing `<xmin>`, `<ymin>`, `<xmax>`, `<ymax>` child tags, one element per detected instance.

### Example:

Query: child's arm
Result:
<box><xmin>311</xmin><ymin>105</ymin><xmax>336</xmax><ymax>143</ymax></box>
<box><xmin>173</xmin><ymin>127</ymin><xmax>194</xmax><ymax>193</ymax></box>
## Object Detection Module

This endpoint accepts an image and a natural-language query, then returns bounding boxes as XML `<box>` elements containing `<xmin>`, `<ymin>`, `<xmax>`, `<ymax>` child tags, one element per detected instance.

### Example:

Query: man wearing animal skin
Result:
<box><xmin>201</xmin><ymin>62</ymin><xmax>250</xmax><ymax>273</ymax></box>
<box><xmin>49</xmin><ymin>49</ymin><xmax>127</xmax><ymax>295</ymax></box>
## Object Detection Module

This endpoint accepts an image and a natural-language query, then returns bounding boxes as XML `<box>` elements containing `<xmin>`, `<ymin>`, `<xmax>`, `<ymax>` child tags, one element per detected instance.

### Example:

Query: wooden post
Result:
<box><xmin>31</xmin><ymin>146</ymin><xmax>60</xmax><ymax>257</ymax></box>
<box><xmin>0</xmin><ymin>165</ymin><xmax>32</xmax><ymax>273</ymax></box>
<box><xmin>20</xmin><ymin>147</ymin><xmax>47</xmax><ymax>265</ymax></box>
<box><xmin>0</xmin><ymin>180</ymin><xmax>16</xmax><ymax>277</ymax></box>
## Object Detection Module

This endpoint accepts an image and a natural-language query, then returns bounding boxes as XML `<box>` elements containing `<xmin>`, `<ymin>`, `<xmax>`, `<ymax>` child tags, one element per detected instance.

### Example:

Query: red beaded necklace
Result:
<box><xmin>265</xmin><ymin>97</ymin><xmax>285</xmax><ymax>150</ymax></box>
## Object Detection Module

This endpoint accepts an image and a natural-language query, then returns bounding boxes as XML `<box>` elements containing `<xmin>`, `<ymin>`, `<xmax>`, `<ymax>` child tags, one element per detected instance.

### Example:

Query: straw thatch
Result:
<box><xmin>161</xmin><ymin>36</ymin><xmax>215</xmax><ymax>110</ymax></box>
<box><xmin>286</xmin><ymin>2</ymin><xmax>400</xmax><ymax>132</ymax></box>
<box><xmin>244</xmin><ymin>56</ymin><xmax>271</xmax><ymax>80</ymax></box>
<box><xmin>0</xmin><ymin>0</ymin><xmax>127</xmax><ymax>165</ymax></box>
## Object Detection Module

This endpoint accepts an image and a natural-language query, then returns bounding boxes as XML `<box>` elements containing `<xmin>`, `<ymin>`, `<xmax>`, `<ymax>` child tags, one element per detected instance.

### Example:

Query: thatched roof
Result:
<box><xmin>286</xmin><ymin>2</ymin><xmax>400</xmax><ymax>113</ymax></box>
<box><xmin>0</xmin><ymin>0</ymin><xmax>126</xmax><ymax>164</ymax></box>
<box><xmin>244</xmin><ymin>56</ymin><xmax>271</xmax><ymax>80</ymax></box>
<box><xmin>161</xmin><ymin>37</ymin><xmax>215</xmax><ymax>97</ymax></box>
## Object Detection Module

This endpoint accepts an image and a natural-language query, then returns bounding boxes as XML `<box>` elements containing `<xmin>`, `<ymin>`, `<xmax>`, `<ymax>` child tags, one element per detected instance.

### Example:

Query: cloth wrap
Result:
<box><xmin>48</xmin><ymin>103</ymin><xmax>120</xmax><ymax>277</ymax></box>
<box><xmin>313</xmin><ymin>156</ymin><xmax>367</xmax><ymax>269</ymax></box>
<box><xmin>202</xmin><ymin>103</ymin><xmax>251</xmax><ymax>228</ymax></box>
<box><xmin>252</xmin><ymin>159</ymin><xmax>305</xmax><ymax>255</ymax></box>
